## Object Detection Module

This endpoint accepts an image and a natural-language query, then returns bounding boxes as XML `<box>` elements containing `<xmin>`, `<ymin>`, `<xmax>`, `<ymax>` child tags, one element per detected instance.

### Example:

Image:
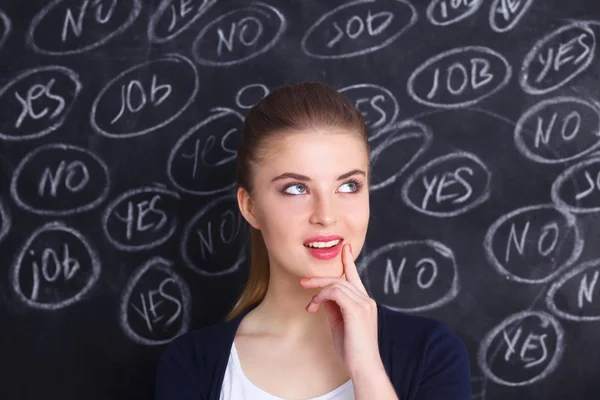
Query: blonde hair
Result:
<box><xmin>225</xmin><ymin>82</ymin><xmax>368</xmax><ymax>321</ymax></box>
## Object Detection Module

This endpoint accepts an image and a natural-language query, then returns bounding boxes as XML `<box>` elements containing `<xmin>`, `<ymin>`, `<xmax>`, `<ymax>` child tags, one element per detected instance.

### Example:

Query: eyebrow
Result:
<box><xmin>271</xmin><ymin>169</ymin><xmax>366</xmax><ymax>183</ymax></box>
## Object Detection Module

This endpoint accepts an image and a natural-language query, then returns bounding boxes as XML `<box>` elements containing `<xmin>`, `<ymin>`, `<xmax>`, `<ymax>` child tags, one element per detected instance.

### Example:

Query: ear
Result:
<box><xmin>237</xmin><ymin>186</ymin><xmax>261</xmax><ymax>230</ymax></box>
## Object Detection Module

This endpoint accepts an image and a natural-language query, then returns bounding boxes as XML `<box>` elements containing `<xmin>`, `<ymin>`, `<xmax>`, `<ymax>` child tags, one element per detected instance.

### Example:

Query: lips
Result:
<box><xmin>303</xmin><ymin>234</ymin><xmax>343</xmax><ymax>245</ymax></box>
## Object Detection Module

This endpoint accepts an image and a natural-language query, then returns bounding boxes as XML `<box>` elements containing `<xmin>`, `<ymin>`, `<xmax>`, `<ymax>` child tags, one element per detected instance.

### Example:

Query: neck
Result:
<box><xmin>245</xmin><ymin>264</ymin><xmax>332</xmax><ymax>343</ymax></box>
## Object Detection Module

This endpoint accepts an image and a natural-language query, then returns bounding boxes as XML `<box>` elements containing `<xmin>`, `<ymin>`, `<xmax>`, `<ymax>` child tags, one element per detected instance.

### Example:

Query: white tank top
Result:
<box><xmin>220</xmin><ymin>343</ymin><xmax>355</xmax><ymax>400</ymax></box>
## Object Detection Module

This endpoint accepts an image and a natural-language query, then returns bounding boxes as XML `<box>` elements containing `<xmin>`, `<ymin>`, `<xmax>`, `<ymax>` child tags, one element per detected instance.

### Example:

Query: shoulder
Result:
<box><xmin>377</xmin><ymin>304</ymin><xmax>471</xmax><ymax>399</ymax></box>
<box><xmin>155</xmin><ymin>320</ymin><xmax>237</xmax><ymax>399</ymax></box>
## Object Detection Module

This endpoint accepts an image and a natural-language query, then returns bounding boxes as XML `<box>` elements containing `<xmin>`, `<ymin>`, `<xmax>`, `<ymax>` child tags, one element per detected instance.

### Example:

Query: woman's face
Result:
<box><xmin>238</xmin><ymin>130</ymin><xmax>370</xmax><ymax>279</ymax></box>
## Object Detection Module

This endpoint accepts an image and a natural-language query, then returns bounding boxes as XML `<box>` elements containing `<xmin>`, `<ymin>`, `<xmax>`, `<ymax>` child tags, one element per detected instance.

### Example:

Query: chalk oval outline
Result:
<box><xmin>339</xmin><ymin>83</ymin><xmax>400</xmax><ymax>133</ymax></box>
<box><xmin>119</xmin><ymin>256</ymin><xmax>191</xmax><ymax>345</ymax></box>
<box><xmin>401</xmin><ymin>151</ymin><xmax>491</xmax><ymax>217</ymax></box>
<box><xmin>0</xmin><ymin>65</ymin><xmax>83</xmax><ymax>141</ymax></box>
<box><xmin>477</xmin><ymin>310</ymin><xmax>565</xmax><ymax>386</ymax></box>
<box><xmin>10</xmin><ymin>143</ymin><xmax>110</xmax><ymax>216</ymax></box>
<box><xmin>356</xmin><ymin>239</ymin><xmax>459</xmax><ymax>312</ymax></box>
<box><xmin>27</xmin><ymin>0</ymin><xmax>142</xmax><ymax>55</ymax></box>
<box><xmin>167</xmin><ymin>107</ymin><xmax>244</xmax><ymax>196</ymax></box>
<box><xmin>369</xmin><ymin>119</ymin><xmax>433</xmax><ymax>191</ymax></box>
<box><xmin>489</xmin><ymin>0</ymin><xmax>534</xmax><ymax>33</ymax></box>
<box><xmin>483</xmin><ymin>204</ymin><xmax>583</xmax><ymax>284</ymax></box>
<box><xmin>551</xmin><ymin>156</ymin><xmax>600</xmax><ymax>214</ymax></box>
<box><xmin>180</xmin><ymin>194</ymin><xmax>246</xmax><ymax>277</ymax></box>
<box><xmin>514</xmin><ymin>96</ymin><xmax>600</xmax><ymax>164</ymax></box>
<box><xmin>546</xmin><ymin>258</ymin><xmax>600</xmax><ymax>321</ymax></box>
<box><xmin>90</xmin><ymin>53</ymin><xmax>199</xmax><ymax>138</ymax></box>
<box><xmin>407</xmin><ymin>45</ymin><xmax>512</xmax><ymax>109</ymax></box>
<box><xmin>102</xmin><ymin>186</ymin><xmax>181</xmax><ymax>252</ymax></box>
<box><xmin>148</xmin><ymin>0</ymin><xmax>217</xmax><ymax>44</ymax></box>
<box><xmin>0</xmin><ymin>197</ymin><xmax>11</xmax><ymax>243</ymax></box>
<box><xmin>0</xmin><ymin>9</ymin><xmax>12</xmax><ymax>53</ymax></box>
<box><xmin>11</xmin><ymin>221</ymin><xmax>101</xmax><ymax>310</ymax></box>
<box><xmin>426</xmin><ymin>0</ymin><xmax>484</xmax><ymax>26</ymax></box>
<box><xmin>519</xmin><ymin>22</ymin><xmax>596</xmax><ymax>95</ymax></box>
<box><xmin>191</xmin><ymin>2</ymin><xmax>287</xmax><ymax>67</ymax></box>
<box><xmin>301</xmin><ymin>0</ymin><xmax>418</xmax><ymax>60</ymax></box>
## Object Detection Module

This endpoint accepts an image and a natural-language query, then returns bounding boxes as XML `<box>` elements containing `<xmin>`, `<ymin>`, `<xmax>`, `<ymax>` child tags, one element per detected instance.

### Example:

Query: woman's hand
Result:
<box><xmin>299</xmin><ymin>243</ymin><xmax>382</xmax><ymax>377</ymax></box>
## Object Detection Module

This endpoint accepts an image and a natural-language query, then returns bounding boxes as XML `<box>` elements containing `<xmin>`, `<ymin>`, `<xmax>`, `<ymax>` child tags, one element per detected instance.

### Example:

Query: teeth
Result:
<box><xmin>305</xmin><ymin>239</ymin><xmax>341</xmax><ymax>249</ymax></box>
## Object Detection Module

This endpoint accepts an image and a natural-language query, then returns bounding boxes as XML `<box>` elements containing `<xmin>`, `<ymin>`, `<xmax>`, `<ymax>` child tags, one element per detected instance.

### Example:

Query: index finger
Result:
<box><xmin>343</xmin><ymin>243</ymin><xmax>367</xmax><ymax>294</ymax></box>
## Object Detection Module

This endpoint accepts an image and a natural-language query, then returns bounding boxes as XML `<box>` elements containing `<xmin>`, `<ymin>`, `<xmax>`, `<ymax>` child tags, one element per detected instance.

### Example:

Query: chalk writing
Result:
<box><xmin>489</xmin><ymin>0</ymin><xmax>534</xmax><ymax>33</ymax></box>
<box><xmin>369</xmin><ymin>120</ymin><xmax>432</xmax><ymax>191</ymax></box>
<box><xmin>148</xmin><ymin>0</ymin><xmax>216</xmax><ymax>43</ymax></box>
<box><xmin>11</xmin><ymin>221</ymin><xmax>101</xmax><ymax>310</ymax></box>
<box><xmin>339</xmin><ymin>83</ymin><xmax>399</xmax><ymax>135</ymax></box>
<box><xmin>192</xmin><ymin>2</ymin><xmax>286</xmax><ymax>66</ymax></box>
<box><xmin>0</xmin><ymin>9</ymin><xmax>11</xmax><ymax>53</ymax></box>
<box><xmin>520</xmin><ymin>21</ymin><xmax>596</xmax><ymax>95</ymax></box>
<box><xmin>0</xmin><ymin>196</ymin><xmax>10</xmax><ymax>243</ymax></box>
<box><xmin>514</xmin><ymin>96</ymin><xmax>600</xmax><ymax>163</ymax></box>
<box><xmin>0</xmin><ymin>66</ymin><xmax>82</xmax><ymax>141</ymax></box>
<box><xmin>302</xmin><ymin>0</ymin><xmax>417</xmax><ymax>59</ymax></box>
<box><xmin>91</xmin><ymin>54</ymin><xmax>198</xmax><ymax>138</ymax></box>
<box><xmin>235</xmin><ymin>83</ymin><xmax>269</xmax><ymax>109</ymax></box>
<box><xmin>408</xmin><ymin>46</ymin><xmax>511</xmax><ymax>108</ymax></box>
<box><xmin>27</xmin><ymin>0</ymin><xmax>142</xmax><ymax>55</ymax></box>
<box><xmin>484</xmin><ymin>204</ymin><xmax>583</xmax><ymax>283</ymax></box>
<box><xmin>102</xmin><ymin>185</ymin><xmax>180</xmax><ymax>251</ymax></box>
<box><xmin>426</xmin><ymin>0</ymin><xmax>483</xmax><ymax>26</ymax></box>
<box><xmin>167</xmin><ymin>107</ymin><xmax>243</xmax><ymax>195</ymax></box>
<box><xmin>401</xmin><ymin>151</ymin><xmax>491</xmax><ymax>217</ymax></box>
<box><xmin>478</xmin><ymin>311</ymin><xmax>564</xmax><ymax>386</ymax></box>
<box><xmin>357</xmin><ymin>240</ymin><xmax>458</xmax><ymax>312</ymax></box>
<box><xmin>551</xmin><ymin>156</ymin><xmax>600</xmax><ymax>214</ymax></box>
<box><xmin>120</xmin><ymin>257</ymin><xmax>191</xmax><ymax>345</ymax></box>
<box><xmin>547</xmin><ymin>258</ymin><xmax>600</xmax><ymax>321</ymax></box>
<box><xmin>181</xmin><ymin>195</ymin><xmax>246</xmax><ymax>276</ymax></box>
<box><xmin>10</xmin><ymin>144</ymin><xmax>110</xmax><ymax>216</ymax></box>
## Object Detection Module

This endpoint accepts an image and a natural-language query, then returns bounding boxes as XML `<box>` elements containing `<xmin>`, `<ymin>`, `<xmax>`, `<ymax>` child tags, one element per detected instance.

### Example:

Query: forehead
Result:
<box><xmin>258</xmin><ymin>130</ymin><xmax>369</xmax><ymax>177</ymax></box>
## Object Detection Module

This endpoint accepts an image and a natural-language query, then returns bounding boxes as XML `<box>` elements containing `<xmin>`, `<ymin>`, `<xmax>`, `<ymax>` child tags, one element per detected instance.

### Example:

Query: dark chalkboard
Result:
<box><xmin>1</xmin><ymin>0</ymin><xmax>600</xmax><ymax>399</ymax></box>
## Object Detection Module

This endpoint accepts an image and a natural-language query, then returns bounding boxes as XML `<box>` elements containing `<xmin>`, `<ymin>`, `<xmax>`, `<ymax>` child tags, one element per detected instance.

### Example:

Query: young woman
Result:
<box><xmin>156</xmin><ymin>82</ymin><xmax>471</xmax><ymax>400</ymax></box>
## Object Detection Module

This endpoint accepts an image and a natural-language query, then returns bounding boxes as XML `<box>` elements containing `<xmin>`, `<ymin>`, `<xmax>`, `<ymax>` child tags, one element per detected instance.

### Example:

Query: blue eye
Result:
<box><xmin>284</xmin><ymin>183</ymin><xmax>307</xmax><ymax>195</ymax></box>
<box><xmin>282</xmin><ymin>179</ymin><xmax>363</xmax><ymax>195</ymax></box>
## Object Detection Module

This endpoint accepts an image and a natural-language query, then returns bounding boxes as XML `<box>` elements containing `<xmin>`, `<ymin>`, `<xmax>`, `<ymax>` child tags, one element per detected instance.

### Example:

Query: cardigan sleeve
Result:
<box><xmin>155</xmin><ymin>334</ymin><xmax>204</xmax><ymax>400</ymax></box>
<box><xmin>416</xmin><ymin>323</ymin><xmax>471</xmax><ymax>400</ymax></box>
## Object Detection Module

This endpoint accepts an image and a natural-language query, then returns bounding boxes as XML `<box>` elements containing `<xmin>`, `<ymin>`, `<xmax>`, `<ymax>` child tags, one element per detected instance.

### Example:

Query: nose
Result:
<box><xmin>309</xmin><ymin>193</ymin><xmax>337</xmax><ymax>226</ymax></box>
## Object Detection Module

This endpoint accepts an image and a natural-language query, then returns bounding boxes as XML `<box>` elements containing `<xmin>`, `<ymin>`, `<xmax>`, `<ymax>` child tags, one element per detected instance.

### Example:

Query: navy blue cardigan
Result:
<box><xmin>156</xmin><ymin>302</ymin><xmax>471</xmax><ymax>399</ymax></box>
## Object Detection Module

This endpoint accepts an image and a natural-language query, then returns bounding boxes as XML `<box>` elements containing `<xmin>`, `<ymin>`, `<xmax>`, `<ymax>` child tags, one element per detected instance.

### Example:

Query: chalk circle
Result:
<box><xmin>546</xmin><ymin>258</ymin><xmax>600</xmax><ymax>321</ymax></box>
<box><xmin>551</xmin><ymin>156</ymin><xmax>600</xmax><ymax>214</ymax></box>
<box><xmin>167</xmin><ymin>107</ymin><xmax>244</xmax><ymax>196</ymax></box>
<box><xmin>401</xmin><ymin>151</ymin><xmax>491</xmax><ymax>217</ymax></box>
<box><xmin>119</xmin><ymin>256</ymin><xmax>191</xmax><ymax>345</ymax></box>
<box><xmin>0</xmin><ymin>66</ymin><xmax>82</xmax><ymax>141</ymax></box>
<box><xmin>520</xmin><ymin>21</ymin><xmax>596</xmax><ymax>95</ymax></box>
<box><xmin>10</xmin><ymin>143</ymin><xmax>110</xmax><ymax>216</ymax></box>
<box><xmin>91</xmin><ymin>53</ymin><xmax>199</xmax><ymax>138</ymax></box>
<box><xmin>0</xmin><ymin>196</ymin><xmax>11</xmax><ymax>243</ymax></box>
<box><xmin>477</xmin><ymin>310</ymin><xmax>565</xmax><ymax>386</ymax></box>
<box><xmin>356</xmin><ymin>240</ymin><xmax>459</xmax><ymax>312</ymax></box>
<box><xmin>301</xmin><ymin>0</ymin><xmax>417</xmax><ymax>59</ymax></box>
<box><xmin>483</xmin><ymin>204</ymin><xmax>583</xmax><ymax>284</ymax></box>
<box><xmin>339</xmin><ymin>83</ymin><xmax>400</xmax><ymax>134</ymax></box>
<box><xmin>514</xmin><ymin>96</ymin><xmax>600</xmax><ymax>164</ymax></box>
<box><xmin>192</xmin><ymin>2</ymin><xmax>287</xmax><ymax>67</ymax></box>
<box><xmin>11</xmin><ymin>221</ymin><xmax>101</xmax><ymax>310</ymax></box>
<box><xmin>27</xmin><ymin>0</ymin><xmax>142</xmax><ymax>55</ymax></box>
<box><xmin>369</xmin><ymin>119</ymin><xmax>433</xmax><ymax>191</ymax></box>
<box><xmin>180</xmin><ymin>194</ymin><xmax>247</xmax><ymax>277</ymax></box>
<box><xmin>102</xmin><ymin>185</ymin><xmax>181</xmax><ymax>251</ymax></box>
<box><xmin>148</xmin><ymin>0</ymin><xmax>217</xmax><ymax>44</ymax></box>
